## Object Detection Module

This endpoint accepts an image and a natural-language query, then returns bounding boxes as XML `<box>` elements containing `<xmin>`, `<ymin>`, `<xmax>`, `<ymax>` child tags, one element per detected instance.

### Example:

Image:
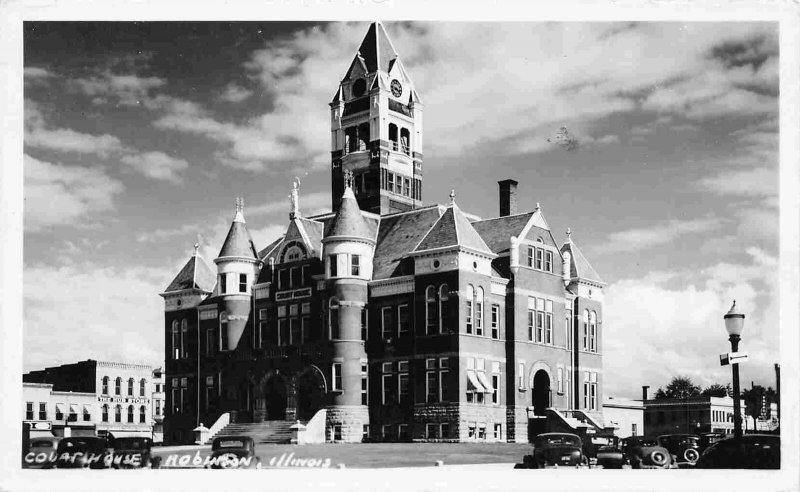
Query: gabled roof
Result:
<box><xmin>414</xmin><ymin>202</ymin><xmax>494</xmax><ymax>256</ymax></box>
<box><xmin>356</xmin><ymin>21</ymin><xmax>398</xmax><ymax>73</ymax></box>
<box><xmin>330</xmin><ymin>86</ymin><xmax>342</xmax><ymax>104</ymax></box>
<box><xmin>258</xmin><ymin>235</ymin><xmax>284</xmax><ymax>261</ymax></box>
<box><xmin>217</xmin><ymin>209</ymin><xmax>258</xmax><ymax>260</ymax></box>
<box><xmin>560</xmin><ymin>235</ymin><xmax>604</xmax><ymax>285</ymax></box>
<box><xmin>372</xmin><ymin>206</ymin><xmax>443</xmax><ymax>279</ymax></box>
<box><xmin>473</xmin><ymin>212</ymin><xmax>535</xmax><ymax>254</ymax></box>
<box><xmin>163</xmin><ymin>253</ymin><xmax>215</xmax><ymax>292</ymax></box>
<box><xmin>324</xmin><ymin>187</ymin><xmax>374</xmax><ymax>241</ymax></box>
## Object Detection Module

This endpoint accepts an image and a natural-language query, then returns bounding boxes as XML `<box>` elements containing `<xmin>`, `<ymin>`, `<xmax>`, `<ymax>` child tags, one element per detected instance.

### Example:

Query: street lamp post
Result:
<box><xmin>723</xmin><ymin>301</ymin><xmax>745</xmax><ymax>439</ymax></box>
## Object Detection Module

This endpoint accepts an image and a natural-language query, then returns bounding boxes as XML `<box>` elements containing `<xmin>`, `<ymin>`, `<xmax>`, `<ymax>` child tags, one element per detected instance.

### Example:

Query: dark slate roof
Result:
<box><xmin>356</xmin><ymin>22</ymin><xmax>397</xmax><ymax>73</ymax></box>
<box><xmin>414</xmin><ymin>203</ymin><xmax>494</xmax><ymax>255</ymax></box>
<box><xmin>561</xmin><ymin>239</ymin><xmax>604</xmax><ymax>285</ymax></box>
<box><xmin>163</xmin><ymin>254</ymin><xmax>215</xmax><ymax>292</ymax></box>
<box><xmin>258</xmin><ymin>235</ymin><xmax>284</xmax><ymax>261</ymax></box>
<box><xmin>473</xmin><ymin>212</ymin><xmax>535</xmax><ymax>254</ymax></box>
<box><xmin>218</xmin><ymin>220</ymin><xmax>258</xmax><ymax>259</ymax></box>
<box><xmin>298</xmin><ymin>218</ymin><xmax>324</xmax><ymax>250</ymax></box>
<box><xmin>325</xmin><ymin>188</ymin><xmax>373</xmax><ymax>240</ymax></box>
<box><xmin>373</xmin><ymin>206</ymin><xmax>443</xmax><ymax>279</ymax></box>
<box><xmin>330</xmin><ymin>86</ymin><xmax>342</xmax><ymax>104</ymax></box>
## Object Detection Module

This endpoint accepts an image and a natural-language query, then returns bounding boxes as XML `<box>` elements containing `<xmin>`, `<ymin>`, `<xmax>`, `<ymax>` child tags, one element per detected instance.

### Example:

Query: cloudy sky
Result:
<box><xmin>21</xmin><ymin>21</ymin><xmax>779</xmax><ymax>398</ymax></box>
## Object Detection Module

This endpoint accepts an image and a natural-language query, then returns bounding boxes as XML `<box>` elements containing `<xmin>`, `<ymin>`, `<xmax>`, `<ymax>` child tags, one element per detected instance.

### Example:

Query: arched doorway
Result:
<box><xmin>263</xmin><ymin>374</ymin><xmax>287</xmax><ymax>420</ymax></box>
<box><xmin>529</xmin><ymin>369</ymin><xmax>551</xmax><ymax>440</ymax></box>
<box><xmin>296</xmin><ymin>366</ymin><xmax>327</xmax><ymax>422</ymax></box>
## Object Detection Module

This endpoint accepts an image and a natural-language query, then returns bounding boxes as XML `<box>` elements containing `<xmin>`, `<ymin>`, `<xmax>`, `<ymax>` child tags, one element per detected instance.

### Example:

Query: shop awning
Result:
<box><xmin>466</xmin><ymin>370</ymin><xmax>486</xmax><ymax>392</ymax></box>
<box><xmin>476</xmin><ymin>371</ymin><xmax>494</xmax><ymax>394</ymax></box>
<box><xmin>109</xmin><ymin>430</ymin><xmax>151</xmax><ymax>439</ymax></box>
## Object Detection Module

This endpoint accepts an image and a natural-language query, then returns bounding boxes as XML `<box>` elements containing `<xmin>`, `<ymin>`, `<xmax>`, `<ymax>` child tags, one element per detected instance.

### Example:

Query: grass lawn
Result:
<box><xmin>154</xmin><ymin>442</ymin><xmax>532</xmax><ymax>469</ymax></box>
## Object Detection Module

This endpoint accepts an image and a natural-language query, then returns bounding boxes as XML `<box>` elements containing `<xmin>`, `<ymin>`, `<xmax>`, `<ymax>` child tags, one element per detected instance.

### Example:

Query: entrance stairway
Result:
<box><xmin>212</xmin><ymin>420</ymin><xmax>299</xmax><ymax>444</ymax></box>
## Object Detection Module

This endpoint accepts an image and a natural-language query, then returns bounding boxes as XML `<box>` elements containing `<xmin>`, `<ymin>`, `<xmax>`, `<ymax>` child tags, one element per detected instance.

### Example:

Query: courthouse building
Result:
<box><xmin>161</xmin><ymin>22</ymin><xmax>606</xmax><ymax>444</ymax></box>
<box><xmin>23</xmin><ymin>360</ymin><xmax>156</xmax><ymax>439</ymax></box>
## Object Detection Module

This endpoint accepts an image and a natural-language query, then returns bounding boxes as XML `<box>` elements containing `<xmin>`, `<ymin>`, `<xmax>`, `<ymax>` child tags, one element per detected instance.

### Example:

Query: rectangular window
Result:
<box><xmin>83</xmin><ymin>405</ymin><xmax>91</xmax><ymax>421</ymax></box>
<box><xmin>26</xmin><ymin>402</ymin><xmax>33</xmax><ymax>420</ymax></box>
<box><xmin>535</xmin><ymin>248</ymin><xmax>543</xmax><ymax>270</ymax></box>
<box><xmin>426</xmin><ymin>371</ymin><xmax>438</xmax><ymax>403</ymax></box>
<box><xmin>382</xmin><ymin>424</ymin><xmax>393</xmax><ymax>441</ymax></box>
<box><xmin>239</xmin><ymin>273</ymin><xmax>247</xmax><ymax>293</ymax></box>
<box><xmin>38</xmin><ymin>402</ymin><xmax>47</xmax><ymax>420</ymax></box>
<box><xmin>583</xmin><ymin>321</ymin><xmax>589</xmax><ymax>350</ymax></box>
<box><xmin>68</xmin><ymin>404</ymin><xmax>78</xmax><ymax>422</ymax></box>
<box><xmin>333</xmin><ymin>425</ymin><xmax>342</xmax><ymax>441</ymax></box>
<box><xmin>583</xmin><ymin>372</ymin><xmax>590</xmax><ymax>409</ymax></box>
<box><xmin>329</xmin><ymin>255</ymin><xmax>338</xmax><ymax>277</ymax></box>
<box><xmin>398</xmin><ymin>424</ymin><xmax>408</xmax><ymax>441</ymax></box>
<box><xmin>632</xmin><ymin>423</ymin><xmax>638</xmax><ymax>436</ymax></box>
<box><xmin>439</xmin><ymin>369</ymin><xmax>448</xmax><ymax>402</ymax></box>
<box><xmin>290</xmin><ymin>317</ymin><xmax>300</xmax><ymax>345</ymax></box>
<box><xmin>468</xmin><ymin>423</ymin><xmax>476</xmax><ymax>439</ymax></box>
<box><xmin>590</xmin><ymin>372</ymin><xmax>598</xmax><ymax>410</ymax></box>
<box><xmin>332</xmin><ymin>363</ymin><xmax>342</xmax><ymax>391</ymax></box>
<box><xmin>557</xmin><ymin>367</ymin><xmax>564</xmax><ymax>394</ymax></box>
<box><xmin>491</xmin><ymin>305</ymin><xmax>500</xmax><ymax>339</ymax></box>
<box><xmin>55</xmin><ymin>404</ymin><xmax>64</xmax><ymax>421</ymax></box>
<box><xmin>440</xmin><ymin>423</ymin><xmax>450</xmax><ymax>439</ymax></box>
<box><xmin>363</xmin><ymin>424</ymin><xmax>369</xmax><ymax>441</ymax></box>
<box><xmin>278</xmin><ymin>319</ymin><xmax>287</xmax><ymax>346</ymax></box>
<box><xmin>518</xmin><ymin>362</ymin><xmax>525</xmax><ymax>389</ymax></box>
<box><xmin>381</xmin><ymin>307</ymin><xmax>394</xmax><ymax>340</ymax></box>
<box><xmin>278</xmin><ymin>269</ymin><xmax>287</xmax><ymax>289</ymax></box>
<box><xmin>301</xmin><ymin>264</ymin><xmax>310</xmax><ymax>285</ymax></box>
<box><xmin>398</xmin><ymin>304</ymin><xmax>410</xmax><ymax>337</ymax></box>
<box><xmin>545</xmin><ymin>300</ymin><xmax>553</xmax><ymax>344</ymax></box>
<box><xmin>398</xmin><ymin>373</ymin><xmax>409</xmax><ymax>403</ymax></box>
<box><xmin>426</xmin><ymin>423</ymin><xmax>439</xmax><ymax>440</ymax></box>
<box><xmin>290</xmin><ymin>267</ymin><xmax>300</xmax><ymax>288</ymax></box>
<box><xmin>156</xmin><ymin>400</ymin><xmax>161</xmax><ymax>416</ymax></box>
<box><xmin>565</xmin><ymin>310</ymin><xmax>572</xmax><ymax>351</ymax></box>
<box><xmin>536</xmin><ymin>311</ymin><xmax>544</xmax><ymax>343</ymax></box>
<box><xmin>527</xmin><ymin>246</ymin><xmax>534</xmax><ymax>267</ymax></box>
<box><xmin>478</xmin><ymin>425</ymin><xmax>486</xmax><ymax>440</ymax></box>
<box><xmin>220</xmin><ymin>274</ymin><xmax>227</xmax><ymax>294</ymax></box>
<box><xmin>205</xmin><ymin>376</ymin><xmax>214</xmax><ymax>411</ymax></box>
<box><xmin>528</xmin><ymin>310</ymin><xmax>534</xmax><ymax>341</ymax></box>
<box><xmin>403</xmin><ymin>177</ymin><xmax>411</xmax><ymax>197</ymax></box>
<box><xmin>494</xmin><ymin>423</ymin><xmax>502</xmax><ymax>440</ymax></box>
<box><xmin>361</xmin><ymin>308</ymin><xmax>368</xmax><ymax>341</ymax></box>
<box><xmin>545</xmin><ymin>251</ymin><xmax>553</xmax><ymax>272</ymax></box>
<box><xmin>492</xmin><ymin>374</ymin><xmax>500</xmax><ymax>404</ymax></box>
<box><xmin>361</xmin><ymin>363</ymin><xmax>368</xmax><ymax>405</ymax></box>
<box><xmin>466</xmin><ymin>299</ymin><xmax>473</xmax><ymax>334</ymax></box>
<box><xmin>301</xmin><ymin>316</ymin><xmax>310</xmax><ymax>343</ymax></box>
<box><xmin>382</xmin><ymin>374</ymin><xmax>393</xmax><ymax>404</ymax></box>
<box><xmin>387</xmin><ymin>173</ymin><xmax>395</xmax><ymax>193</ymax></box>
<box><xmin>351</xmin><ymin>255</ymin><xmax>360</xmax><ymax>276</ymax></box>
<box><xmin>590</xmin><ymin>323</ymin><xmax>597</xmax><ymax>352</ymax></box>
<box><xmin>475</xmin><ymin>301</ymin><xmax>483</xmax><ymax>336</ymax></box>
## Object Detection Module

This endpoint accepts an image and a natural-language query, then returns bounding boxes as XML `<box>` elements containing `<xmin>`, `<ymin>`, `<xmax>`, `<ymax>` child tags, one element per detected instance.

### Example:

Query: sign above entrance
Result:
<box><xmin>97</xmin><ymin>396</ymin><xmax>150</xmax><ymax>404</ymax></box>
<box><xmin>276</xmin><ymin>288</ymin><xmax>312</xmax><ymax>302</ymax></box>
<box><xmin>24</xmin><ymin>421</ymin><xmax>52</xmax><ymax>430</ymax></box>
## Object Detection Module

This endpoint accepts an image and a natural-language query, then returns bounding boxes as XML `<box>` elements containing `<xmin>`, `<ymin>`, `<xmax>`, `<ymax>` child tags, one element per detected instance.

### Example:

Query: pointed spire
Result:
<box><xmin>233</xmin><ymin>197</ymin><xmax>245</xmax><ymax>223</ymax></box>
<box><xmin>566</xmin><ymin>227</ymin><xmax>572</xmax><ymax>243</ymax></box>
<box><xmin>449</xmin><ymin>189</ymin><xmax>456</xmax><ymax>206</ymax></box>
<box><xmin>356</xmin><ymin>21</ymin><xmax>398</xmax><ymax>73</ymax></box>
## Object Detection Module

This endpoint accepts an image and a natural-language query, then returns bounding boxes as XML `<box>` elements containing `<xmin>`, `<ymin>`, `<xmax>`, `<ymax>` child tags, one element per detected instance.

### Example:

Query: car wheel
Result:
<box><xmin>650</xmin><ymin>451</ymin><xmax>668</xmax><ymax>467</ymax></box>
<box><xmin>522</xmin><ymin>455</ymin><xmax>534</xmax><ymax>469</ymax></box>
<box><xmin>217</xmin><ymin>452</ymin><xmax>240</xmax><ymax>469</ymax></box>
<box><xmin>683</xmin><ymin>449</ymin><xmax>699</xmax><ymax>463</ymax></box>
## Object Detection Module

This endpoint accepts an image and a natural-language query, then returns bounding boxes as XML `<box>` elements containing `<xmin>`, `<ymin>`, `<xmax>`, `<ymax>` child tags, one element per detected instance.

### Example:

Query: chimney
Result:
<box><xmin>498</xmin><ymin>179</ymin><xmax>518</xmax><ymax>217</ymax></box>
<box><xmin>642</xmin><ymin>385</ymin><xmax>650</xmax><ymax>402</ymax></box>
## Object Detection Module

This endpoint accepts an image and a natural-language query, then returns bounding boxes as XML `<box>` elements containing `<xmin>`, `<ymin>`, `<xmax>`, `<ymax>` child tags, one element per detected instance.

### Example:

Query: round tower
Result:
<box><xmin>214</xmin><ymin>198</ymin><xmax>260</xmax><ymax>351</ymax></box>
<box><xmin>322</xmin><ymin>172</ymin><xmax>375</xmax><ymax>442</ymax></box>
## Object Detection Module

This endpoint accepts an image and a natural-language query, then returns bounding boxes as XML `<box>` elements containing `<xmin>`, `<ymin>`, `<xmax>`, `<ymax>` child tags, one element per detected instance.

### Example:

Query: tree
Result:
<box><xmin>741</xmin><ymin>385</ymin><xmax>777</xmax><ymax>418</ymax></box>
<box><xmin>654</xmin><ymin>376</ymin><xmax>702</xmax><ymax>399</ymax></box>
<box><xmin>701</xmin><ymin>383</ymin><xmax>732</xmax><ymax>398</ymax></box>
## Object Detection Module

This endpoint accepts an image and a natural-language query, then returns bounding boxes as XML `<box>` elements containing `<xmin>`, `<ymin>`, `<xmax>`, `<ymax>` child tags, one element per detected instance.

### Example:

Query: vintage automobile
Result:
<box><xmin>590</xmin><ymin>436</ymin><xmax>625</xmax><ymax>469</ymax></box>
<box><xmin>656</xmin><ymin>434</ymin><xmax>701</xmax><ymax>468</ymax></box>
<box><xmin>522</xmin><ymin>433</ymin><xmax>586</xmax><ymax>468</ymax></box>
<box><xmin>207</xmin><ymin>436</ymin><xmax>260</xmax><ymax>469</ymax></box>
<box><xmin>54</xmin><ymin>436</ymin><xmax>113</xmax><ymax>469</ymax></box>
<box><xmin>695</xmin><ymin>434</ymin><xmax>780</xmax><ymax>469</ymax></box>
<box><xmin>110</xmin><ymin>437</ymin><xmax>161</xmax><ymax>469</ymax></box>
<box><xmin>22</xmin><ymin>436</ymin><xmax>61</xmax><ymax>469</ymax></box>
<box><xmin>620</xmin><ymin>436</ymin><xmax>677</xmax><ymax>469</ymax></box>
<box><xmin>698</xmin><ymin>432</ymin><xmax>726</xmax><ymax>451</ymax></box>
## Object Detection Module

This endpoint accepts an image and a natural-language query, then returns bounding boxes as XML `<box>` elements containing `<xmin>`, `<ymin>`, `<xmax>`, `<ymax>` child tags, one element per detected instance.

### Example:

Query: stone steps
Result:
<box><xmin>213</xmin><ymin>420</ymin><xmax>300</xmax><ymax>444</ymax></box>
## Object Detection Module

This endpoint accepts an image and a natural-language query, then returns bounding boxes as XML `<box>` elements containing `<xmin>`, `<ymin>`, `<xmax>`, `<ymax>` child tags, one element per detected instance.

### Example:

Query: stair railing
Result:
<box><xmin>204</xmin><ymin>412</ymin><xmax>231</xmax><ymax>444</ymax></box>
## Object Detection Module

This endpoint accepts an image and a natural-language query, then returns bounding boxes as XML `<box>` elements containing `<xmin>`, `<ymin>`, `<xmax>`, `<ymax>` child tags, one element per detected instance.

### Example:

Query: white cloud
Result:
<box><xmin>120</xmin><ymin>151</ymin><xmax>190</xmax><ymax>184</ymax></box>
<box><xmin>70</xmin><ymin>72</ymin><xmax>166</xmax><ymax>106</ymax></box>
<box><xmin>601</xmin><ymin>218</ymin><xmax>722</xmax><ymax>254</ymax></box>
<box><xmin>24</xmin><ymin>101</ymin><xmax>124</xmax><ymax>156</ymax></box>
<box><xmin>23</xmin><ymin>154</ymin><xmax>124</xmax><ymax>232</ymax></box>
<box><xmin>695</xmin><ymin>167</ymin><xmax>777</xmax><ymax>198</ymax></box>
<box><xmin>24</xmin><ymin>66</ymin><xmax>52</xmax><ymax>80</ymax></box>
<box><xmin>23</xmin><ymin>262</ymin><xmax>166</xmax><ymax>371</ymax></box>
<box><xmin>247</xmin><ymin>190</ymin><xmax>331</xmax><ymax>218</ymax></box>
<box><xmin>219</xmin><ymin>83</ymin><xmax>254</xmax><ymax>103</ymax></box>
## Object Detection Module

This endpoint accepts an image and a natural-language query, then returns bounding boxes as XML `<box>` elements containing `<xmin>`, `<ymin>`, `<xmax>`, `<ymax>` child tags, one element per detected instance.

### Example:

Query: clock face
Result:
<box><xmin>352</xmin><ymin>78</ymin><xmax>366</xmax><ymax>98</ymax></box>
<box><xmin>390</xmin><ymin>79</ymin><xmax>403</xmax><ymax>98</ymax></box>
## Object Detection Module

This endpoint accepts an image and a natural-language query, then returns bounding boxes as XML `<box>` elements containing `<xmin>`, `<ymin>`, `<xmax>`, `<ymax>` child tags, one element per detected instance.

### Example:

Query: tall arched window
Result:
<box><xmin>115</xmin><ymin>404</ymin><xmax>122</xmax><ymax>423</ymax></box>
<box><xmin>582</xmin><ymin>309</ymin><xmax>590</xmax><ymax>351</ymax></box>
<box><xmin>465</xmin><ymin>285</ymin><xmax>475</xmax><ymax>334</ymax></box>
<box><xmin>101</xmin><ymin>404</ymin><xmax>109</xmax><ymax>422</ymax></box>
<box><xmin>439</xmin><ymin>284</ymin><xmax>449</xmax><ymax>334</ymax></box>
<box><xmin>476</xmin><ymin>287</ymin><xmax>485</xmax><ymax>336</ymax></box>
<box><xmin>139</xmin><ymin>378</ymin><xmax>146</xmax><ymax>397</ymax></box>
<box><xmin>589</xmin><ymin>311</ymin><xmax>597</xmax><ymax>353</ymax></box>
<box><xmin>115</xmin><ymin>377</ymin><xmax>122</xmax><ymax>395</ymax></box>
<box><xmin>219</xmin><ymin>312</ymin><xmax>228</xmax><ymax>352</ymax></box>
<box><xmin>171</xmin><ymin>320</ymin><xmax>179</xmax><ymax>359</ymax></box>
<box><xmin>400</xmin><ymin>128</ymin><xmax>411</xmax><ymax>155</ymax></box>
<box><xmin>562</xmin><ymin>251</ymin><xmax>572</xmax><ymax>282</ymax></box>
<box><xmin>425</xmin><ymin>286</ymin><xmax>437</xmax><ymax>335</ymax></box>
<box><xmin>388</xmin><ymin>123</ymin><xmax>398</xmax><ymax>151</ymax></box>
<box><xmin>127</xmin><ymin>405</ymin><xmax>134</xmax><ymax>423</ymax></box>
<box><xmin>139</xmin><ymin>405</ymin><xmax>147</xmax><ymax>423</ymax></box>
<box><xmin>181</xmin><ymin>319</ymin><xmax>188</xmax><ymax>358</ymax></box>
<box><xmin>329</xmin><ymin>297</ymin><xmax>340</xmax><ymax>339</ymax></box>
<box><xmin>358</xmin><ymin>122</ymin><xmax>370</xmax><ymax>151</ymax></box>
<box><xmin>101</xmin><ymin>376</ymin><xmax>109</xmax><ymax>395</ymax></box>
<box><xmin>128</xmin><ymin>378</ymin><xmax>134</xmax><ymax>396</ymax></box>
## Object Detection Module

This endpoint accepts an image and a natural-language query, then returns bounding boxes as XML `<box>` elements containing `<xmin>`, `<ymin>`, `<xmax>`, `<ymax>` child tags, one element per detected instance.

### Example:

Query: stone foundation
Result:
<box><xmin>506</xmin><ymin>406</ymin><xmax>529</xmax><ymax>443</ymax></box>
<box><xmin>458</xmin><ymin>403</ymin><xmax>507</xmax><ymax>442</ymax></box>
<box><xmin>325</xmin><ymin>405</ymin><xmax>369</xmax><ymax>443</ymax></box>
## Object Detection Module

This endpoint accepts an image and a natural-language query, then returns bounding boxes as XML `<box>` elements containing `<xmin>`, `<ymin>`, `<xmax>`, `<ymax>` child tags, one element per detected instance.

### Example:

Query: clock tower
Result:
<box><xmin>330</xmin><ymin>21</ymin><xmax>424</xmax><ymax>215</ymax></box>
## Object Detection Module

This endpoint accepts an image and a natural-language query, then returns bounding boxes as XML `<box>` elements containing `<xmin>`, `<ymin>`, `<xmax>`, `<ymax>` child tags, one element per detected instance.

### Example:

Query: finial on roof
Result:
<box><xmin>233</xmin><ymin>197</ymin><xmax>246</xmax><ymax>223</ymax></box>
<box><xmin>344</xmin><ymin>170</ymin><xmax>354</xmax><ymax>190</ymax></box>
<box><xmin>290</xmin><ymin>178</ymin><xmax>301</xmax><ymax>220</ymax></box>
<box><xmin>193</xmin><ymin>242</ymin><xmax>200</xmax><ymax>256</ymax></box>
<box><xmin>566</xmin><ymin>227</ymin><xmax>572</xmax><ymax>243</ymax></box>
<box><xmin>535</xmin><ymin>202</ymin><xmax>541</xmax><ymax>212</ymax></box>
<box><xmin>449</xmin><ymin>189</ymin><xmax>455</xmax><ymax>205</ymax></box>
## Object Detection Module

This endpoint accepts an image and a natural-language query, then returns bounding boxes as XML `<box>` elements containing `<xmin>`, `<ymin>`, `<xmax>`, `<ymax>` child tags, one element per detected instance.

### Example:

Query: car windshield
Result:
<box><xmin>536</xmin><ymin>435</ymin><xmax>580</xmax><ymax>447</ymax></box>
<box><xmin>57</xmin><ymin>438</ymin><xmax>105</xmax><ymax>451</ymax></box>
<box><xmin>214</xmin><ymin>439</ymin><xmax>248</xmax><ymax>449</ymax></box>
<box><xmin>633</xmin><ymin>438</ymin><xmax>659</xmax><ymax>447</ymax></box>
<box><xmin>658</xmin><ymin>435</ymin><xmax>698</xmax><ymax>447</ymax></box>
<box><xmin>114</xmin><ymin>438</ymin><xmax>150</xmax><ymax>449</ymax></box>
<box><xmin>30</xmin><ymin>440</ymin><xmax>55</xmax><ymax>448</ymax></box>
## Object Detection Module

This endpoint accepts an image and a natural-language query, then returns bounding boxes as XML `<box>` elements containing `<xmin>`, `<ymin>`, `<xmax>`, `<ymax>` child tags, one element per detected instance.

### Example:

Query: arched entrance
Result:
<box><xmin>529</xmin><ymin>369</ymin><xmax>551</xmax><ymax>440</ymax></box>
<box><xmin>263</xmin><ymin>373</ymin><xmax>288</xmax><ymax>420</ymax></box>
<box><xmin>296</xmin><ymin>366</ymin><xmax>327</xmax><ymax>422</ymax></box>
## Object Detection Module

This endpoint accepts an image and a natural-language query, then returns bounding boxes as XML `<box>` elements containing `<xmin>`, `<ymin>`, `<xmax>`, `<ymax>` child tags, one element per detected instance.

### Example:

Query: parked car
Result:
<box><xmin>54</xmin><ymin>436</ymin><xmax>113</xmax><ymax>469</ymax></box>
<box><xmin>657</xmin><ymin>434</ymin><xmax>701</xmax><ymax>468</ymax></box>
<box><xmin>207</xmin><ymin>436</ymin><xmax>260</xmax><ymax>469</ymax></box>
<box><xmin>22</xmin><ymin>436</ymin><xmax>60</xmax><ymax>469</ymax></box>
<box><xmin>110</xmin><ymin>437</ymin><xmax>161</xmax><ymax>469</ymax></box>
<box><xmin>695</xmin><ymin>434</ymin><xmax>780</xmax><ymax>469</ymax></box>
<box><xmin>620</xmin><ymin>436</ymin><xmax>677</xmax><ymax>469</ymax></box>
<box><xmin>522</xmin><ymin>433</ymin><xmax>586</xmax><ymax>468</ymax></box>
<box><xmin>593</xmin><ymin>436</ymin><xmax>625</xmax><ymax>469</ymax></box>
<box><xmin>698</xmin><ymin>432</ymin><xmax>726</xmax><ymax>451</ymax></box>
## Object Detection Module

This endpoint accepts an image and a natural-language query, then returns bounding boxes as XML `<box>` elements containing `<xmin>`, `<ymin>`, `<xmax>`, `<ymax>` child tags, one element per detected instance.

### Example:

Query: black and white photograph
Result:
<box><xmin>1</xmin><ymin>2</ymin><xmax>798</xmax><ymax>491</ymax></box>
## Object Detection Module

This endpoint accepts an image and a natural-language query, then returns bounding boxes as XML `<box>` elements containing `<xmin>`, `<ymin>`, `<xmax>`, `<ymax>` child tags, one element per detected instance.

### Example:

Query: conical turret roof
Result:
<box><xmin>325</xmin><ymin>186</ymin><xmax>373</xmax><ymax>241</ymax></box>
<box><xmin>217</xmin><ymin>201</ymin><xmax>258</xmax><ymax>260</ymax></box>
